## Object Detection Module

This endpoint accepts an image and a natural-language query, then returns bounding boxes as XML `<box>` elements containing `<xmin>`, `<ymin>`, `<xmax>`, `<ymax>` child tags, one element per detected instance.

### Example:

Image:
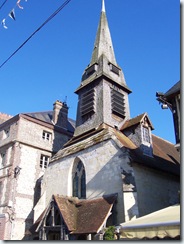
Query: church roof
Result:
<box><xmin>51</xmin><ymin>123</ymin><xmax>179</xmax><ymax>176</ymax></box>
<box><xmin>130</xmin><ymin>134</ymin><xmax>180</xmax><ymax>176</ymax></box>
<box><xmin>51</xmin><ymin>123</ymin><xmax>137</xmax><ymax>162</ymax></box>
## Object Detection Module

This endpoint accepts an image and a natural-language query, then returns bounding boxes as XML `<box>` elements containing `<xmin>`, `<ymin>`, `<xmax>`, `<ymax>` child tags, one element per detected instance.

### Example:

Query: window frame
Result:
<box><xmin>0</xmin><ymin>152</ymin><xmax>6</xmax><ymax>168</ymax></box>
<box><xmin>42</xmin><ymin>131</ymin><xmax>52</xmax><ymax>142</ymax></box>
<box><xmin>40</xmin><ymin>154</ymin><xmax>50</xmax><ymax>169</ymax></box>
<box><xmin>142</xmin><ymin>126</ymin><xmax>150</xmax><ymax>143</ymax></box>
<box><xmin>72</xmin><ymin>160</ymin><xmax>86</xmax><ymax>199</ymax></box>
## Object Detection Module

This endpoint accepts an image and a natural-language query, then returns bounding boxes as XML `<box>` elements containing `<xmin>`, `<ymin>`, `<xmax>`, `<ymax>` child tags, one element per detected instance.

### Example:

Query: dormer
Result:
<box><xmin>120</xmin><ymin>113</ymin><xmax>154</xmax><ymax>157</ymax></box>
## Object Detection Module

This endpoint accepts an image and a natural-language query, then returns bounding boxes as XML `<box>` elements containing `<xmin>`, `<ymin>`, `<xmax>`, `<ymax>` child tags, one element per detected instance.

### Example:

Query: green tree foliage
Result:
<box><xmin>103</xmin><ymin>226</ymin><xmax>115</xmax><ymax>240</ymax></box>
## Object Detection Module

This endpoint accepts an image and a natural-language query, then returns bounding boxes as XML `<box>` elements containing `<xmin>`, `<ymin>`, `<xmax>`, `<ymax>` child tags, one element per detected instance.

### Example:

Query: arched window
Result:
<box><xmin>72</xmin><ymin>160</ymin><xmax>86</xmax><ymax>199</ymax></box>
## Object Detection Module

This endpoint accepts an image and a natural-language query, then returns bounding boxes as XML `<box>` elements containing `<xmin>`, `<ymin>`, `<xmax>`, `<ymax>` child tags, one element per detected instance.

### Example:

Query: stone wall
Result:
<box><xmin>0</xmin><ymin>115</ymin><xmax>73</xmax><ymax>240</ymax></box>
<box><xmin>134</xmin><ymin>163</ymin><xmax>180</xmax><ymax>217</ymax></box>
<box><xmin>41</xmin><ymin>138</ymin><xmax>133</xmax><ymax>224</ymax></box>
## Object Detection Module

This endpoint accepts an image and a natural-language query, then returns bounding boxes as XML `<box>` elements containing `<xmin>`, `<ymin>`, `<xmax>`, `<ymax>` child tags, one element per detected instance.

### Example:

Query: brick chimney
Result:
<box><xmin>53</xmin><ymin>100</ymin><xmax>68</xmax><ymax>130</ymax></box>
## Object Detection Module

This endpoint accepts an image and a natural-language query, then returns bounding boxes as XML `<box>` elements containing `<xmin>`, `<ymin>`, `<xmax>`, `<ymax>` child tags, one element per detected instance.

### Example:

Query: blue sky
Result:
<box><xmin>0</xmin><ymin>0</ymin><xmax>180</xmax><ymax>144</ymax></box>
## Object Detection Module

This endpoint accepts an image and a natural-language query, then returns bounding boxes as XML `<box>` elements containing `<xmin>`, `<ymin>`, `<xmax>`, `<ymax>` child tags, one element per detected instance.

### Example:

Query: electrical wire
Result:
<box><xmin>0</xmin><ymin>0</ymin><xmax>72</xmax><ymax>69</ymax></box>
<box><xmin>0</xmin><ymin>0</ymin><xmax>8</xmax><ymax>10</ymax></box>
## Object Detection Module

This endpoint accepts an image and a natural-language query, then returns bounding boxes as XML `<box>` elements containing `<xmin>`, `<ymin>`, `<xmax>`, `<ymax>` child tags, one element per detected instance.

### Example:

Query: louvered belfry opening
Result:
<box><xmin>111</xmin><ymin>89</ymin><xmax>125</xmax><ymax>118</ymax></box>
<box><xmin>80</xmin><ymin>88</ymin><xmax>95</xmax><ymax>118</ymax></box>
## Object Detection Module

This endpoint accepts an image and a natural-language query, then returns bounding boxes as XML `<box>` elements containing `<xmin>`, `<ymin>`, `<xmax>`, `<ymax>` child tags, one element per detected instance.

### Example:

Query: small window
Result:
<box><xmin>85</xmin><ymin>63</ymin><xmax>98</xmax><ymax>76</ymax></box>
<box><xmin>142</xmin><ymin>127</ymin><xmax>150</xmax><ymax>143</ymax></box>
<box><xmin>0</xmin><ymin>152</ymin><xmax>6</xmax><ymax>168</ymax></box>
<box><xmin>42</xmin><ymin>131</ymin><xmax>52</xmax><ymax>142</ymax></box>
<box><xmin>109</xmin><ymin>63</ymin><xmax>120</xmax><ymax>75</ymax></box>
<box><xmin>40</xmin><ymin>155</ymin><xmax>50</xmax><ymax>169</ymax></box>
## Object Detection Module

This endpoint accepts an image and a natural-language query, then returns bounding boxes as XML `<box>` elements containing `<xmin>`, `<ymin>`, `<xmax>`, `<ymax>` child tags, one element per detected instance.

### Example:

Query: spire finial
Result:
<box><xmin>102</xmin><ymin>0</ymin><xmax>105</xmax><ymax>12</ymax></box>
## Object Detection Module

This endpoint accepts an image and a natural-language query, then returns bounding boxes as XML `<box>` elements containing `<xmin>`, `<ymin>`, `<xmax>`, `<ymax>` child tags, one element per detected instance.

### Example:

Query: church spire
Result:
<box><xmin>90</xmin><ymin>0</ymin><xmax>117</xmax><ymax>66</ymax></box>
<box><xmin>74</xmin><ymin>1</ymin><xmax>131</xmax><ymax>137</ymax></box>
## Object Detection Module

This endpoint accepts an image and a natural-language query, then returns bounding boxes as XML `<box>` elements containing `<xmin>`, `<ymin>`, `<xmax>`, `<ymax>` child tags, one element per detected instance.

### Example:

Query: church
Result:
<box><xmin>30</xmin><ymin>0</ymin><xmax>180</xmax><ymax>240</ymax></box>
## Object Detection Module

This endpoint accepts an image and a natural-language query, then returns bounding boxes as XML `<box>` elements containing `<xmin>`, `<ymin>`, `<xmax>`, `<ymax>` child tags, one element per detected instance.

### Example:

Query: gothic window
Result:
<box><xmin>111</xmin><ymin>89</ymin><xmax>125</xmax><ymax>118</ymax></box>
<box><xmin>72</xmin><ymin>160</ymin><xmax>86</xmax><ymax>199</ymax></box>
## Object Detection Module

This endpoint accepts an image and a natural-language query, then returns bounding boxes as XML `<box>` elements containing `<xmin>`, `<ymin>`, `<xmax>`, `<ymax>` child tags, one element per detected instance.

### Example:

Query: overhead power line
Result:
<box><xmin>0</xmin><ymin>0</ymin><xmax>72</xmax><ymax>69</ymax></box>
<box><xmin>0</xmin><ymin>0</ymin><xmax>8</xmax><ymax>10</ymax></box>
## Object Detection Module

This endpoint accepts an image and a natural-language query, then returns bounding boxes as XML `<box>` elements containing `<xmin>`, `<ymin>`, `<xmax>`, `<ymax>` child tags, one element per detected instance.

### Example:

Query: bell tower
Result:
<box><xmin>74</xmin><ymin>0</ymin><xmax>132</xmax><ymax>136</ymax></box>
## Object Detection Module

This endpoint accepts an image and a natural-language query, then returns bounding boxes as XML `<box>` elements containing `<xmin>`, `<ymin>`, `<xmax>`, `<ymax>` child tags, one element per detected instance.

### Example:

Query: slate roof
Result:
<box><xmin>23</xmin><ymin>111</ymin><xmax>75</xmax><ymax>133</ymax></box>
<box><xmin>164</xmin><ymin>81</ymin><xmax>180</xmax><ymax>99</ymax></box>
<box><xmin>34</xmin><ymin>194</ymin><xmax>117</xmax><ymax>235</ymax></box>
<box><xmin>0</xmin><ymin>111</ymin><xmax>75</xmax><ymax>134</ymax></box>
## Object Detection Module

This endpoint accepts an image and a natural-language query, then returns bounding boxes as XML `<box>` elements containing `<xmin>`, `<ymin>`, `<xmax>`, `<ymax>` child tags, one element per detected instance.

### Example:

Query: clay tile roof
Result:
<box><xmin>54</xmin><ymin>195</ymin><xmax>78</xmax><ymax>231</ymax></box>
<box><xmin>130</xmin><ymin>134</ymin><xmax>180</xmax><ymax>175</ymax></box>
<box><xmin>72</xmin><ymin>194</ymin><xmax>117</xmax><ymax>234</ymax></box>
<box><xmin>152</xmin><ymin>134</ymin><xmax>180</xmax><ymax>164</ymax></box>
<box><xmin>120</xmin><ymin>113</ymin><xmax>154</xmax><ymax>131</ymax></box>
<box><xmin>35</xmin><ymin>194</ymin><xmax>117</xmax><ymax>235</ymax></box>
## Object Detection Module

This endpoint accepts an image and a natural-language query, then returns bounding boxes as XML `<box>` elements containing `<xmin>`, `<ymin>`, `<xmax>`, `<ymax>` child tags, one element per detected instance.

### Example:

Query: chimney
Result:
<box><xmin>53</xmin><ymin>100</ymin><xmax>68</xmax><ymax>130</ymax></box>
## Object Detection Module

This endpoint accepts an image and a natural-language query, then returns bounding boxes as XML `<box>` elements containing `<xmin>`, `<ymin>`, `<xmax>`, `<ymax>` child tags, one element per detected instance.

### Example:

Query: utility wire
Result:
<box><xmin>0</xmin><ymin>0</ymin><xmax>72</xmax><ymax>69</ymax></box>
<box><xmin>0</xmin><ymin>0</ymin><xmax>8</xmax><ymax>10</ymax></box>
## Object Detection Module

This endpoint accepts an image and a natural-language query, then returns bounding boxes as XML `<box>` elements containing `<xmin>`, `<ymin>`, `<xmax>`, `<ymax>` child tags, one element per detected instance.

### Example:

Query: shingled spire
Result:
<box><xmin>74</xmin><ymin>0</ymin><xmax>132</xmax><ymax>137</ymax></box>
<box><xmin>90</xmin><ymin>0</ymin><xmax>117</xmax><ymax>66</ymax></box>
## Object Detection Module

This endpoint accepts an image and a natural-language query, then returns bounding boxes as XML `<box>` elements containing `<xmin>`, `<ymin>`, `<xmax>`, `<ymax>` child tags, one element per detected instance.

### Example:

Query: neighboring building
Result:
<box><xmin>0</xmin><ymin>113</ymin><xmax>12</xmax><ymax>124</ymax></box>
<box><xmin>0</xmin><ymin>101</ymin><xmax>75</xmax><ymax>240</ymax></box>
<box><xmin>31</xmin><ymin>1</ymin><xmax>180</xmax><ymax>241</ymax></box>
<box><xmin>156</xmin><ymin>81</ymin><xmax>180</xmax><ymax>151</ymax></box>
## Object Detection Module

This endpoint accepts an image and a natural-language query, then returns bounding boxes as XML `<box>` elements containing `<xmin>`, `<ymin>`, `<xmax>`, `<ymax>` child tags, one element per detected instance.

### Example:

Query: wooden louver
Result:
<box><xmin>81</xmin><ymin>88</ymin><xmax>95</xmax><ymax>117</ymax></box>
<box><xmin>111</xmin><ymin>89</ymin><xmax>125</xmax><ymax>118</ymax></box>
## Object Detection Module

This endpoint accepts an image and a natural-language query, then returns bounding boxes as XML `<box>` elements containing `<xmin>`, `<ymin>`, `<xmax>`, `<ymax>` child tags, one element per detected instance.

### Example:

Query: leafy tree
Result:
<box><xmin>103</xmin><ymin>226</ymin><xmax>115</xmax><ymax>240</ymax></box>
